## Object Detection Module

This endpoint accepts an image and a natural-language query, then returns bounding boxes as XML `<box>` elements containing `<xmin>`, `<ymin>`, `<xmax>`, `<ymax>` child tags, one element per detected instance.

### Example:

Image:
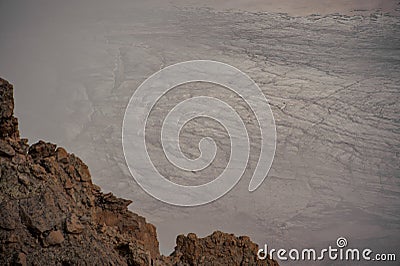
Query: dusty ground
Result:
<box><xmin>1</xmin><ymin>1</ymin><xmax>399</xmax><ymax>265</ymax></box>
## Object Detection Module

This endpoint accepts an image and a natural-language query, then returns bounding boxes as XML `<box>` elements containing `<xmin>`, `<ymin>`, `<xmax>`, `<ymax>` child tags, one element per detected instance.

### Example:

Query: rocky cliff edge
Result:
<box><xmin>0</xmin><ymin>78</ymin><xmax>278</xmax><ymax>266</ymax></box>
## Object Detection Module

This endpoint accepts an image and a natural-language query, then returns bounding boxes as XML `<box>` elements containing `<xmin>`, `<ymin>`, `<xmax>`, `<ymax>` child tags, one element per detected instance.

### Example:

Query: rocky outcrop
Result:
<box><xmin>0</xmin><ymin>79</ymin><xmax>19</xmax><ymax>139</ymax></box>
<box><xmin>0</xmin><ymin>78</ymin><xmax>277</xmax><ymax>265</ymax></box>
<box><xmin>168</xmin><ymin>232</ymin><xmax>278</xmax><ymax>266</ymax></box>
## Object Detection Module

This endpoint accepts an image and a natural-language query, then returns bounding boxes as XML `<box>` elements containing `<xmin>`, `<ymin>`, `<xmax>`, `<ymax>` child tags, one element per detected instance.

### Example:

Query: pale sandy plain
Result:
<box><xmin>174</xmin><ymin>0</ymin><xmax>399</xmax><ymax>15</ymax></box>
<box><xmin>1</xmin><ymin>1</ymin><xmax>399</xmax><ymax>265</ymax></box>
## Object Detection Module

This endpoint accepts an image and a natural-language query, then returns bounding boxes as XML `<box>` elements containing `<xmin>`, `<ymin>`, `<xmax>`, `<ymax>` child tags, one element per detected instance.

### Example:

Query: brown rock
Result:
<box><xmin>66</xmin><ymin>214</ymin><xmax>84</xmax><ymax>234</ymax></box>
<box><xmin>56</xmin><ymin>147</ymin><xmax>69</xmax><ymax>163</ymax></box>
<box><xmin>19</xmin><ymin>190</ymin><xmax>61</xmax><ymax>234</ymax></box>
<box><xmin>71</xmin><ymin>155</ymin><xmax>91</xmax><ymax>182</ymax></box>
<box><xmin>0</xmin><ymin>79</ymin><xmax>14</xmax><ymax>118</ymax></box>
<box><xmin>0</xmin><ymin>201</ymin><xmax>19</xmax><ymax>230</ymax></box>
<box><xmin>30</xmin><ymin>163</ymin><xmax>47</xmax><ymax>180</ymax></box>
<box><xmin>7</xmin><ymin>233</ymin><xmax>19</xmax><ymax>243</ymax></box>
<box><xmin>65</xmin><ymin>164</ymin><xmax>79</xmax><ymax>181</ymax></box>
<box><xmin>28</xmin><ymin>141</ymin><xmax>56</xmax><ymax>160</ymax></box>
<box><xmin>78</xmin><ymin>163</ymin><xmax>91</xmax><ymax>182</ymax></box>
<box><xmin>15</xmin><ymin>252</ymin><xmax>27</xmax><ymax>266</ymax></box>
<box><xmin>0</xmin><ymin>139</ymin><xmax>15</xmax><ymax>157</ymax></box>
<box><xmin>18</xmin><ymin>173</ymin><xmax>30</xmax><ymax>187</ymax></box>
<box><xmin>64</xmin><ymin>178</ymin><xmax>74</xmax><ymax>189</ymax></box>
<box><xmin>170</xmin><ymin>231</ymin><xmax>278</xmax><ymax>266</ymax></box>
<box><xmin>0</xmin><ymin>79</ymin><xmax>19</xmax><ymax>138</ymax></box>
<box><xmin>12</xmin><ymin>153</ymin><xmax>27</xmax><ymax>165</ymax></box>
<box><xmin>44</xmin><ymin>230</ymin><xmax>64</xmax><ymax>246</ymax></box>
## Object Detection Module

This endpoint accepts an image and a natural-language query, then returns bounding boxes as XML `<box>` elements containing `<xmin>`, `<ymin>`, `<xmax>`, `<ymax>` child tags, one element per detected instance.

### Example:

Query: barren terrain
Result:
<box><xmin>1</xmin><ymin>1</ymin><xmax>399</xmax><ymax>265</ymax></box>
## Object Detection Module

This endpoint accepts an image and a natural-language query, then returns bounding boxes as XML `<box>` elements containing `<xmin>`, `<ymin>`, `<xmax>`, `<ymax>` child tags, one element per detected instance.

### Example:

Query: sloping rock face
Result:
<box><xmin>0</xmin><ymin>77</ymin><xmax>277</xmax><ymax>266</ymax></box>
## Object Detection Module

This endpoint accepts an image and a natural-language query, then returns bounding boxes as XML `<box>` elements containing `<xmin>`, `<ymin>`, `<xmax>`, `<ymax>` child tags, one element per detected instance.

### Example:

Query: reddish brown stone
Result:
<box><xmin>28</xmin><ymin>141</ymin><xmax>56</xmax><ymax>160</ymax></box>
<box><xmin>65</xmin><ymin>214</ymin><xmax>84</xmax><ymax>234</ymax></box>
<box><xmin>15</xmin><ymin>252</ymin><xmax>27</xmax><ymax>266</ymax></box>
<box><xmin>56</xmin><ymin>147</ymin><xmax>69</xmax><ymax>163</ymax></box>
<box><xmin>44</xmin><ymin>230</ymin><xmax>64</xmax><ymax>246</ymax></box>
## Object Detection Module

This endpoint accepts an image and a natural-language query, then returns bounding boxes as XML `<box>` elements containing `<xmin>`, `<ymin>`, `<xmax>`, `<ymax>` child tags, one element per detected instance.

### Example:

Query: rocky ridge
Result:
<box><xmin>0</xmin><ymin>77</ymin><xmax>277</xmax><ymax>265</ymax></box>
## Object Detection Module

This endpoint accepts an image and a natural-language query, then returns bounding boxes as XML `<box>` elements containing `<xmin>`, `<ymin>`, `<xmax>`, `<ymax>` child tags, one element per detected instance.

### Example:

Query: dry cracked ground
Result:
<box><xmin>1</xmin><ymin>1</ymin><xmax>399</xmax><ymax>265</ymax></box>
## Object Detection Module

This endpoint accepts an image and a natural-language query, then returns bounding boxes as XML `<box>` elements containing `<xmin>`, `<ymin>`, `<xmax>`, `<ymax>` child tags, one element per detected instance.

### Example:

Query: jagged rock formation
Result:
<box><xmin>168</xmin><ymin>232</ymin><xmax>275</xmax><ymax>266</ymax></box>
<box><xmin>0</xmin><ymin>77</ymin><xmax>277</xmax><ymax>265</ymax></box>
